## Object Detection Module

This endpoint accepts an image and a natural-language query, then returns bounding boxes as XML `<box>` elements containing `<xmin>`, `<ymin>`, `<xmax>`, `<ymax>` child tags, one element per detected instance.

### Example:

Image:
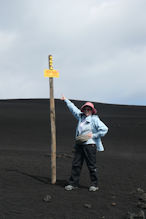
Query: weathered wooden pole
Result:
<box><xmin>49</xmin><ymin>55</ymin><xmax>56</xmax><ymax>184</ymax></box>
<box><xmin>44</xmin><ymin>55</ymin><xmax>59</xmax><ymax>184</ymax></box>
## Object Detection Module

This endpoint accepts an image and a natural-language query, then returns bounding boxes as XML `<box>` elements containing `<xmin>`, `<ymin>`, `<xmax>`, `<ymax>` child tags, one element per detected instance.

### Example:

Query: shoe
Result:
<box><xmin>65</xmin><ymin>185</ymin><xmax>78</xmax><ymax>191</ymax></box>
<box><xmin>89</xmin><ymin>186</ymin><xmax>99</xmax><ymax>192</ymax></box>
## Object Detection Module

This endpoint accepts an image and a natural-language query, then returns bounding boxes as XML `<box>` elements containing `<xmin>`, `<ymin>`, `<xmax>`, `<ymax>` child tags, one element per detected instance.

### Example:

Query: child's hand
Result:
<box><xmin>61</xmin><ymin>95</ymin><xmax>66</xmax><ymax>101</ymax></box>
<box><xmin>86</xmin><ymin>132</ymin><xmax>93</xmax><ymax>138</ymax></box>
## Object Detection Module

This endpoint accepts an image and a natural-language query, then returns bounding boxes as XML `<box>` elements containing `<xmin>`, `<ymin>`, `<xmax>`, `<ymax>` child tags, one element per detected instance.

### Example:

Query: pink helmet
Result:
<box><xmin>80</xmin><ymin>102</ymin><xmax>97</xmax><ymax>114</ymax></box>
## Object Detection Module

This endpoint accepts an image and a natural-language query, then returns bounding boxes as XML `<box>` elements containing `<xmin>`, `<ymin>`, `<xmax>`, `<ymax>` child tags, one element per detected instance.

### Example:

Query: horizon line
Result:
<box><xmin>0</xmin><ymin>98</ymin><xmax>146</xmax><ymax>108</ymax></box>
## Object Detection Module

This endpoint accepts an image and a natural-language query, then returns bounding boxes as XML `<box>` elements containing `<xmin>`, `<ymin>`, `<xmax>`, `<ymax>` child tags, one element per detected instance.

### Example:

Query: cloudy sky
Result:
<box><xmin>0</xmin><ymin>0</ymin><xmax>146</xmax><ymax>105</ymax></box>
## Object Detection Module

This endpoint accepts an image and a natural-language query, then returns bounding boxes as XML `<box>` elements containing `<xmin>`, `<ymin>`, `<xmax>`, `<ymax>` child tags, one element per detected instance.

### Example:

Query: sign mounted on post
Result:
<box><xmin>44</xmin><ymin>69</ymin><xmax>59</xmax><ymax>78</ymax></box>
<box><xmin>44</xmin><ymin>55</ymin><xmax>59</xmax><ymax>185</ymax></box>
<box><xmin>44</xmin><ymin>55</ymin><xmax>59</xmax><ymax>78</ymax></box>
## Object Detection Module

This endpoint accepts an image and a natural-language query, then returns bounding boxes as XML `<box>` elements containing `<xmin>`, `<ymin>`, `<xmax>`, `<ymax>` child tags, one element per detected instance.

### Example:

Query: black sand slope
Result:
<box><xmin>0</xmin><ymin>99</ymin><xmax>146</xmax><ymax>219</ymax></box>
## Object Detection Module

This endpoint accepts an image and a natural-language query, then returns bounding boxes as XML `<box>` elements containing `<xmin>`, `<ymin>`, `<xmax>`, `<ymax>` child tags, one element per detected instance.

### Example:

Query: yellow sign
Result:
<box><xmin>44</xmin><ymin>69</ymin><xmax>59</xmax><ymax>78</ymax></box>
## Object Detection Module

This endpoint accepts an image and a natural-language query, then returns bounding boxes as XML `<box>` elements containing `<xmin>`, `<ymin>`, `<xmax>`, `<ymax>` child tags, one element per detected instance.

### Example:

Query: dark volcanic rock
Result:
<box><xmin>84</xmin><ymin>203</ymin><xmax>92</xmax><ymax>209</ymax></box>
<box><xmin>126</xmin><ymin>210</ymin><xmax>145</xmax><ymax>219</ymax></box>
<box><xmin>139</xmin><ymin>193</ymin><xmax>146</xmax><ymax>202</ymax></box>
<box><xmin>137</xmin><ymin>201</ymin><xmax>146</xmax><ymax>209</ymax></box>
<box><xmin>137</xmin><ymin>188</ymin><xmax>146</xmax><ymax>202</ymax></box>
<box><xmin>43</xmin><ymin>194</ymin><xmax>52</xmax><ymax>202</ymax></box>
<box><xmin>0</xmin><ymin>99</ymin><xmax>146</xmax><ymax>219</ymax></box>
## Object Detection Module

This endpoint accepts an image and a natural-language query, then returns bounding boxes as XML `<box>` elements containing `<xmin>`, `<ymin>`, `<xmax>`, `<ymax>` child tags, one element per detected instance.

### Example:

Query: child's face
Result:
<box><xmin>83</xmin><ymin>107</ymin><xmax>92</xmax><ymax>116</ymax></box>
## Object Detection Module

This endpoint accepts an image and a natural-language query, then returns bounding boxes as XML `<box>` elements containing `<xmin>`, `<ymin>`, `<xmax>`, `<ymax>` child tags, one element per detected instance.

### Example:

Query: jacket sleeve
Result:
<box><xmin>64</xmin><ymin>99</ymin><xmax>81</xmax><ymax>120</ymax></box>
<box><xmin>92</xmin><ymin>116</ymin><xmax>108</xmax><ymax>138</ymax></box>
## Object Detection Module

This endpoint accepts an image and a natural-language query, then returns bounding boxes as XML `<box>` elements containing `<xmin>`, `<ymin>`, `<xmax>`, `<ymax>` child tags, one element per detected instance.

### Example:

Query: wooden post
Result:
<box><xmin>49</xmin><ymin>55</ymin><xmax>56</xmax><ymax>184</ymax></box>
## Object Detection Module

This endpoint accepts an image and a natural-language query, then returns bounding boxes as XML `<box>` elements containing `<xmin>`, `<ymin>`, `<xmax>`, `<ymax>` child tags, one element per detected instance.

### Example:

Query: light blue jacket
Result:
<box><xmin>64</xmin><ymin>99</ymin><xmax>108</xmax><ymax>151</ymax></box>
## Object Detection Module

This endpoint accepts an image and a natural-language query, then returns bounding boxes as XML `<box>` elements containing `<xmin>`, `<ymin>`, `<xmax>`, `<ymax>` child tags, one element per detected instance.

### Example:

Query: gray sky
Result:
<box><xmin>0</xmin><ymin>0</ymin><xmax>146</xmax><ymax>105</ymax></box>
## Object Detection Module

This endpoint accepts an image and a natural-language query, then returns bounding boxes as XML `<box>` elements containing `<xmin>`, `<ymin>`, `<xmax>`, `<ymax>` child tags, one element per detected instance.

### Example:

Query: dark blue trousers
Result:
<box><xmin>69</xmin><ymin>144</ymin><xmax>98</xmax><ymax>187</ymax></box>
